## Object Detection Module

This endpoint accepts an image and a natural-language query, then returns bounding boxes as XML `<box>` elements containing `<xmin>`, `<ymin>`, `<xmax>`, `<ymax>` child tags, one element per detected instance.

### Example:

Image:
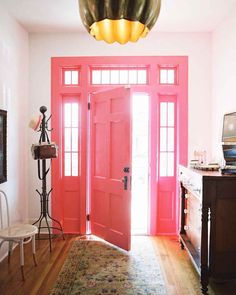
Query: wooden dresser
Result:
<box><xmin>179</xmin><ymin>165</ymin><xmax>236</xmax><ymax>294</ymax></box>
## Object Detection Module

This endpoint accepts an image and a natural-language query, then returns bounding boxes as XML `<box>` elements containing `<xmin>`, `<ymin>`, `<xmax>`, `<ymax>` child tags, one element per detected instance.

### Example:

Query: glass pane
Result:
<box><xmin>64</xmin><ymin>128</ymin><xmax>71</xmax><ymax>151</ymax></box>
<box><xmin>160</xmin><ymin>69</ymin><xmax>167</xmax><ymax>84</ymax></box>
<box><xmin>167</xmin><ymin>69</ymin><xmax>175</xmax><ymax>84</ymax></box>
<box><xmin>168</xmin><ymin>128</ymin><xmax>174</xmax><ymax>151</ymax></box>
<box><xmin>137</xmin><ymin>70</ymin><xmax>147</xmax><ymax>84</ymax></box>
<box><xmin>131</xmin><ymin>93</ymin><xmax>149</xmax><ymax>234</ymax></box>
<box><xmin>92</xmin><ymin>70</ymin><xmax>101</xmax><ymax>84</ymax></box>
<box><xmin>71</xmin><ymin>103</ymin><xmax>79</xmax><ymax>127</ymax></box>
<box><xmin>129</xmin><ymin>70</ymin><xmax>137</xmax><ymax>84</ymax></box>
<box><xmin>71</xmin><ymin>71</ymin><xmax>79</xmax><ymax>85</ymax></box>
<box><xmin>160</xmin><ymin>102</ymin><xmax>167</xmax><ymax>126</ymax></box>
<box><xmin>110</xmin><ymin>70</ymin><xmax>119</xmax><ymax>84</ymax></box>
<box><xmin>168</xmin><ymin>103</ymin><xmax>175</xmax><ymax>126</ymax></box>
<box><xmin>167</xmin><ymin>152</ymin><xmax>174</xmax><ymax>176</ymax></box>
<box><xmin>72</xmin><ymin>128</ymin><xmax>78</xmax><ymax>152</ymax></box>
<box><xmin>132</xmin><ymin>94</ymin><xmax>149</xmax><ymax>118</ymax></box>
<box><xmin>101</xmin><ymin>70</ymin><xmax>110</xmax><ymax>84</ymax></box>
<box><xmin>64</xmin><ymin>71</ymin><xmax>71</xmax><ymax>85</ymax></box>
<box><xmin>160</xmin><ymin>127</ymin><xmax>167</xmax><ymax>151</ymax></box>
<box><xmin>72</xmin><ymin>153</ymin><xmax>78</xmax><ymax>176</ymax></box>
<box><xmin>64</xmin><ymin>103</ymin><xmax>71</xmax><ymax>127</ymax></box>
<box><xmin>64</xmin><ymin>153</ymin><xmax>71</xmax><ymax>176</ymax></box>
<box><xmin>119</xmin><ymin>70</ymin><xmax>128</xmax><ymax>84</ymax></box>
<box><xmin>160</xmin><ymin>152</ymin><xmax>167</xmax><ymax>176</ymax></box>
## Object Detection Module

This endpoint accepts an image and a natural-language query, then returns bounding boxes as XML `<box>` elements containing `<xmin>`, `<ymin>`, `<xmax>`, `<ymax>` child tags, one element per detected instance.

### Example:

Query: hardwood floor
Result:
<box><xmin>0</xmin><ymin>234</ymin><xmax>76</xmax><ymax>295</ymax></box>
<box><xmin>0</xmin><ymin>235</ymin><xmax>235</xmax><ymax>295</ymax></box>
<box><xmin>152</xmin><ymin>236</ymin><xmax>236</xmax><ymax>295</ymax></box>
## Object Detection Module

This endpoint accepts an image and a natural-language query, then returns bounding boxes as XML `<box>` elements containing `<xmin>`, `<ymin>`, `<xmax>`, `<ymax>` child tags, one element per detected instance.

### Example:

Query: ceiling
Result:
<box><xmin>1</xmin><ymin>0</ymin><xmax>236</xmax><ymax>33</ymax></box>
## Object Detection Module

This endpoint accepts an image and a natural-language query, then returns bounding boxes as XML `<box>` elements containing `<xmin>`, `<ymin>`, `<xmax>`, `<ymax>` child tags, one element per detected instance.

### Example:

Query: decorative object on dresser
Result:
<box><xmin>221</xmin><ymin>112</ymin><xmax>236</xmax><ymax>174</ymax></box>
<box><xmin>192</xmin><ymin>163</ymin><xmax>220</xmax><ymax>171</ymax></box>
<box><xmin>193</xmin><ymin>150</ymin><xmax>207</xmax><ymax>164</ymax></box>
<box><xmin>190</xmin><ymin>150</ymin><xmax>220</xmax><ymax>171</ymax></box>
<box><xmin>179</xmin><ymin>165</ymin><xmax>236</xmax><ymax>295</ymax></box>
<box><xmin>29</xmin><ymin>106</ymin><xmax>64</xmax><ymax>252</ymax></box>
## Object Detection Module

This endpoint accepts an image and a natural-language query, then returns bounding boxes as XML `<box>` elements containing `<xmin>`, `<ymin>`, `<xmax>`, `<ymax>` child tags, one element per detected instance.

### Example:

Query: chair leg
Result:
<box><xmin>20</xmin><ymin>240</ymin><xmax>25</xmax><ymax>281</ymax></box>
<box><xmin>32</xmin><ymin>235</ymin><xmax>37</xmax><ymax>266</ymax></box>
<box><xmin>8</xmin><ymin>241</ymin><xmax>13</xmax><ymax>264</ymax></box>
<box><xmin>21</xmin><ymin>266</ymin><xmax>25</xmax><ymax>281</ymax></box>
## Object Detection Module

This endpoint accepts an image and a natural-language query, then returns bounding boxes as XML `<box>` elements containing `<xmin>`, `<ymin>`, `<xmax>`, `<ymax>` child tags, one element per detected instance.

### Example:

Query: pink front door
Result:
<box><xmin>90</xmin><ymin>87</ymin><xmax>131</xmax><ymax>251</ymax></box>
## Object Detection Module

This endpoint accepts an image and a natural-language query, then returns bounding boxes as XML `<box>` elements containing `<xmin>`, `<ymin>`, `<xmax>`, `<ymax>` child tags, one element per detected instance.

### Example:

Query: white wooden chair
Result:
<box><xmin>0</xmin><ymin>190</ymin><xmax>38</xmax><ymax>280</ymax></box>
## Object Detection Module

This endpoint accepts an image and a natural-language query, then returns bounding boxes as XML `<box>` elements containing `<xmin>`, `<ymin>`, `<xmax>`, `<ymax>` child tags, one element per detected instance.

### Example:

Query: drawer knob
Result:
<box><xmin>184</xmin><ymin>225</ymin><xmax>189</xmax><ymax>231</ymax></box>
<box><xmin>184</xmin><ymin>209</ymin><xmax>188</xmax><ymax>214</ymax></box>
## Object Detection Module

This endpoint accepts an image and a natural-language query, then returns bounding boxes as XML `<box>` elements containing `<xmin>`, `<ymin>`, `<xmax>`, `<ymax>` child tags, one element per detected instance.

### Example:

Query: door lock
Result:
<box><xmin>122</xmin><ymin>176</ymin><xmax>128</xmax><ymax>190</ymax></box>
<box><xmin>123</xmin><ymin>167</ymin><xmax>130</xmax><ymax>173</ymax></box>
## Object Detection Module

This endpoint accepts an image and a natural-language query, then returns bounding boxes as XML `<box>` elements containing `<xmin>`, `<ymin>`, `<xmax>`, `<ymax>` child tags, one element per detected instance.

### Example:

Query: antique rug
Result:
<box><xmin>50</xmin><ymin>237</ymin><xmax>167</xmax><ymax>295</ymax></box>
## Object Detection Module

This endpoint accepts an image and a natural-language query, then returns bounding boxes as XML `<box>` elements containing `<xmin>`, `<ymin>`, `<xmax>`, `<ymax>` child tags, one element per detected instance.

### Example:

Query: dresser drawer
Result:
<box><xmin>184</xmin><ymin>192</ymin><xmax>201</xmax><ymax>253</ymax></box>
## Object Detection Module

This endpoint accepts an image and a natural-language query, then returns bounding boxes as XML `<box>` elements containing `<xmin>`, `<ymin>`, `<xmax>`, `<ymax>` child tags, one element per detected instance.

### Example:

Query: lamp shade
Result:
<box><xmin>79</xmin><ymin>0</ymin><xmax>161</xmax><ymax>44</ymax></box>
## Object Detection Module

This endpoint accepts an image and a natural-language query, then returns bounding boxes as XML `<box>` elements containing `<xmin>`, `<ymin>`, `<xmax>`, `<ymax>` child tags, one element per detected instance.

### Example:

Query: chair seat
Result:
<box><xmin>0</xmin><ymin>224</ymin><xmax>38</xmax><ymax>240</ymax></box>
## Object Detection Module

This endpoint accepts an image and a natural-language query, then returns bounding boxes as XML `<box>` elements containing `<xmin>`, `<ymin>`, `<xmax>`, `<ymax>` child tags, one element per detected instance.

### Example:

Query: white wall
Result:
<box><xmin>28</xmin><ymin>31</ymin><xmax>212</xmax><ymax>220</ymax></box>
<box><xmin>0</xmin><ymin>5</ymin><xmax>29</xmax><ymax>260</ymax></box>
<box><xmin>212</xmin><ymin>6</ymin><xmax>236</xmax><ymax>163</ymax></box>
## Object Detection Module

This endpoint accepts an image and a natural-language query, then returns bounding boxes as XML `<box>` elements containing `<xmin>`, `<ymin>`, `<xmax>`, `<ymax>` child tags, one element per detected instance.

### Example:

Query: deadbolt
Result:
<box><xmin>123</xmin><ymin>167</ymin><xmax>130</xmax><ymax>173</ymax></box>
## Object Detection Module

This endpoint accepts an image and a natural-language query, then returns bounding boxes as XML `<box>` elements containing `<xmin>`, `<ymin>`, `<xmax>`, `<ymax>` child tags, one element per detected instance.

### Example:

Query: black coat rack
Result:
<box><xmin>33</xmin><ymin>106</ymin><xmax>64</xmax><ymax>252</ymax></box>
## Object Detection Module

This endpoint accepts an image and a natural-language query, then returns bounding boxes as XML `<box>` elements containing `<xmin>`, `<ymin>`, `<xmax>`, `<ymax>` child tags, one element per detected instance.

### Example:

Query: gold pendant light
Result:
<box><xmin>79</xmin><ymin>0</ymin><xmax>161</xmax><ymax>44</ymax></box>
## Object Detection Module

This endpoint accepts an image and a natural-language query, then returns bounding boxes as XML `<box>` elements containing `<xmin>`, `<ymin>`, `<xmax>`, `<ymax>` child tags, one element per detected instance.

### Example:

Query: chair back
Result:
<box><xmin>0</xmin><ymin>190</ymin><xmax>10</xmax><ymax>230</ymax></box>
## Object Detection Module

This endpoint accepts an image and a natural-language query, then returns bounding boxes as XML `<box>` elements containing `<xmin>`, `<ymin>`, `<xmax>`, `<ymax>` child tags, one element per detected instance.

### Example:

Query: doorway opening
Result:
<box><xmin>131</xmin><ymin>93</ymin><xmax>150</xmax><ymax>235</ymax></box>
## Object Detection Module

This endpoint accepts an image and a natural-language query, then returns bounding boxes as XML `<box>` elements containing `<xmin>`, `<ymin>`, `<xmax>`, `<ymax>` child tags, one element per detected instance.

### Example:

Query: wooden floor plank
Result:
<box><xmin>1</xmin><ymin>235</ymin><xmax>236</xmax><ymax>295</ymax></box>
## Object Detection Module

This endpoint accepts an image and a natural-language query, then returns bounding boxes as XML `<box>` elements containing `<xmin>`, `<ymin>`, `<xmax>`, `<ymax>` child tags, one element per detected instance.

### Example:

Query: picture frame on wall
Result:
<box><xmin>0</xmin><ymin>110</ymin><xmax>7</xmax><ymax>183</ymax></box>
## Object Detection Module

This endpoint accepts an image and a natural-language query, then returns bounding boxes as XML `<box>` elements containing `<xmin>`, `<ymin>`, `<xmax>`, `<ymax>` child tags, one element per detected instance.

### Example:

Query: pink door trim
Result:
<box><xmin>51</xmin><ymin>56</ymin><xmax>188</xmax><ymax>236</ymax></box>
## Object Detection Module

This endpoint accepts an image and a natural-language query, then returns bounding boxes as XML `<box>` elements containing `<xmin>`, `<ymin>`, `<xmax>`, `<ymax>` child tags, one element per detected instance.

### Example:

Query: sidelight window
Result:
<box><xmin>159</xmin><ymin>101</ymin><xmax>175</xmax><ymax>176</ymax></box>
<box><xmin>64</xmin><ymin>102</ymin><xmax>79</xmax><ymax>176</ymax></box>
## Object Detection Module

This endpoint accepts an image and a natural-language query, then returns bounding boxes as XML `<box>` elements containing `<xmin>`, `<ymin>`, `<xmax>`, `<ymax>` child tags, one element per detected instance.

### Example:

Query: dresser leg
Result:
<box><xmin>201</xmin><ymin>285</ymin><xmax>208</xmax><ymax>295</ymax></box>
<box><xmin>200</xmin><ymin>268</ymin><xmax>209</xmax><ymax>295</ymax></box>
<box><xmin>180</xmin><ymin>240</ymin><xmax>185</xmax><ymax>250</ymax></box>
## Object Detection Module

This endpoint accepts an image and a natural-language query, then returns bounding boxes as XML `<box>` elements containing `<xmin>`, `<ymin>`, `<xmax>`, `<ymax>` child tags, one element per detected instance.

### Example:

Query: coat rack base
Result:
<box><xmin>33</xmin><ymin>210</ymin><xmax>65</xmax><ymax>252</ymax></box>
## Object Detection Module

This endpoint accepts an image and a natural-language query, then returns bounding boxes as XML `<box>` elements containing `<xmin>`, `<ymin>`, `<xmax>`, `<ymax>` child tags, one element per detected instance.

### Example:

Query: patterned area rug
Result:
<box><xmin>50</xmin><ymin>237</ymin><xmax>167</xmax><ymax>295</ymax></box>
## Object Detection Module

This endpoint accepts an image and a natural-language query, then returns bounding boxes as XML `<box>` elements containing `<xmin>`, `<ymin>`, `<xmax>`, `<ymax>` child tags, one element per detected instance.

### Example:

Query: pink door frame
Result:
<box><xmin>51</xmin><ymin>56</ymin><xmax>188</xmax><ymax>236</ymax></box>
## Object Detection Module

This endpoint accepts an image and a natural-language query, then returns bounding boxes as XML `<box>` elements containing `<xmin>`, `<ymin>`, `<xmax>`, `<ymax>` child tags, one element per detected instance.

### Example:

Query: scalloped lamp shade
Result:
<box><xmin>79</xmin><ymin>0</ymin><xmax>161</xmax><ymax>44</ymax></box>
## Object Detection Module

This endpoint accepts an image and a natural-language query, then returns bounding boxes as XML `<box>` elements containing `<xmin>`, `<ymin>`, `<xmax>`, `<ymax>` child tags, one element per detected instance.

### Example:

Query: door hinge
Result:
<box><xmin>88</xmin><ymin>102</ymin><xmax>91</xmax><ymax>110</ymax></box>
<box><xmin>86</xmin><ymin>214</ymin><xmax>90</xmax><ymax>221</ymax></box>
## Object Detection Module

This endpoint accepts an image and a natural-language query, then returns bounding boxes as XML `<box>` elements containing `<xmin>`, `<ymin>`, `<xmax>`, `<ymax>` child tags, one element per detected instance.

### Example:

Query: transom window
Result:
<box><xmin>91</xmin><ymin>68</ymin><xmax>148</xmax><ymax>85</ymax></box>
<box><xmin>63</xmin><ymin>69</ymin><xmax>80</xmax><ymax>85</ymax></box>
<box><xmin>159</xmin><ymin>67</ymin><xmax>177</xmax><ymax>85</ymax></box>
